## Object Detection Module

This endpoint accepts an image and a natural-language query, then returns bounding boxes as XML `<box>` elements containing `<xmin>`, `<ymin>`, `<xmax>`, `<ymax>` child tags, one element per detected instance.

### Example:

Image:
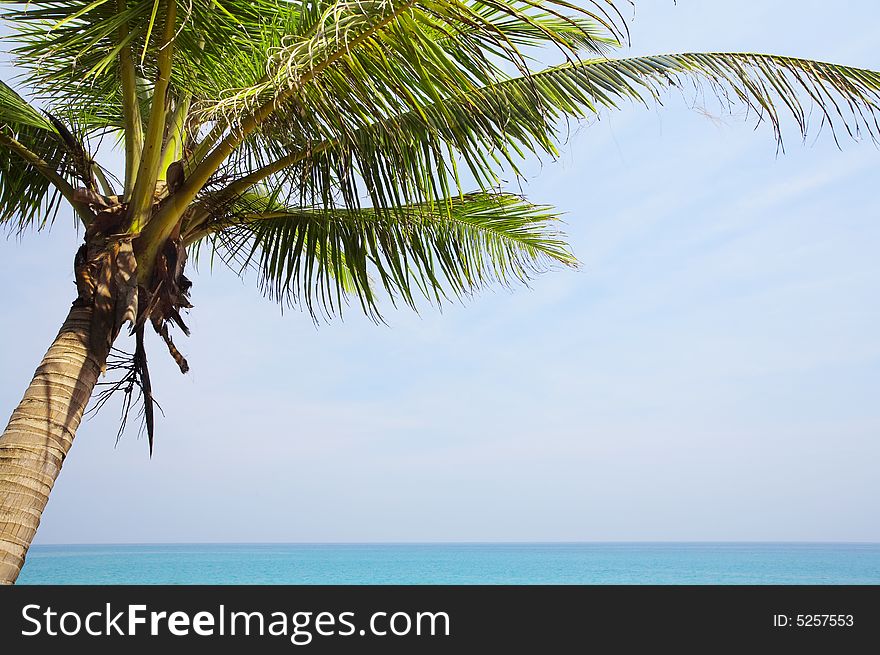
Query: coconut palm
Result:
<box><xmin>1</xmin><ymin>0</ymin><xmax>879</xmax><ymax>584</ymax></box>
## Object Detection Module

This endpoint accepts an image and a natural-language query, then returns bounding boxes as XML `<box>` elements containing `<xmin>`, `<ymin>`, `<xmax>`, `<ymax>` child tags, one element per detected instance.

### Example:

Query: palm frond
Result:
<box><xmin>1</xmin><ymin>0</ymin><xmax>287</xmax><ymax>132</ymax></box>
<box><xmin>498</xmin><ymin>52</ymin><xmax>880</xmax><ymax>147</ymax></box>
<box><xmin>0</xmin><ymin>79</ymin><xmax>54</xmax><ymax>130</ymax></box>
<box><xmin>140</xmin><ymin>0</ymin><xmax>630</xmax><ymax>269</ymax></box>
<box><xmin>0</xmin><ymin>80</ymin><xmax>80</xmax><ymax>230</ymax></box>
<box><xmin>226</xmin><ymin>51</ymin><xmax>880</xmax><ymax>227</ymax></box>
<box><xmin>195</xmin><ymin>0</ymin><xmax>626</xmax><ymax>124</ymax></box>
<box><xmin>194</xmin><ymin>190</ymin><xmax>576</xmax><ymax>319</ymax></box>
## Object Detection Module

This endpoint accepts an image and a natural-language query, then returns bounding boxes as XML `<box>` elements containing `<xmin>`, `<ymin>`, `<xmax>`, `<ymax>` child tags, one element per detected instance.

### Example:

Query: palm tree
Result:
<box><xmin>1</xmin><ymin>0</ymin><xmax>879</xmax><ymax>584</ymax></box>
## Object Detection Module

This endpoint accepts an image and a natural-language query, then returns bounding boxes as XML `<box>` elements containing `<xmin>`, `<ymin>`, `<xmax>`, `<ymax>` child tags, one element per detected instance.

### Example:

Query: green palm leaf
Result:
<box><xmin>0</xmin><ymin>80</ymin><xmax>76</xmax><ymax>229</ymax></box>
<box><xmin>494</xmin><ymin>52</ymin><xmax>880</xmax><ymax>146</ymax></box>
<box><xmin>195</xmin><ymin>191</ymin><xmax>575</xmax><ymax>319</ymax></box>
<box><xmin>219</xmin><ymin>52</ymin><xmax>878</xmax><ymax>224</ymax></box>
<box><xmin>195</xmin><ymin>0</ymin><xmax>624</xmax><ymax>122</ymax></box>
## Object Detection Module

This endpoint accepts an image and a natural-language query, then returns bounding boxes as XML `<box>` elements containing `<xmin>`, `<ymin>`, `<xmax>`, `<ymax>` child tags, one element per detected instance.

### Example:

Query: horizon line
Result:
<box><xmin>29</xmin><ymin>540</ymin><xmax>880</xmax><ymax>547</ymax></box>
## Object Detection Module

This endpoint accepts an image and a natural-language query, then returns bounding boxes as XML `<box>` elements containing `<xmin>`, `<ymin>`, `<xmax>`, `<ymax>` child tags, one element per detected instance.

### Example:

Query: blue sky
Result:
<box><xmin>2</xmin><ymin>1</ymin><xmax>879</xmax><ymax>543</ymax></box>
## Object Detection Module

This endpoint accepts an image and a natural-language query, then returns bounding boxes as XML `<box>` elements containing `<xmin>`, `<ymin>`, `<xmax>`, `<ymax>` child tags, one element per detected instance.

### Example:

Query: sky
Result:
<box><xmin>1</xmin><ymin>1</ymin><xmax>879</xmax><ymax>544</ymax></box>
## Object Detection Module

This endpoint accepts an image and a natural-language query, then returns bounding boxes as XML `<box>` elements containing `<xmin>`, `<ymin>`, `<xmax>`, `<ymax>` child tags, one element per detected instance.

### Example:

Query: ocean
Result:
<box><xmin>16</xmin><ymin>543</ymin><xmax>880</xmax><ymax>584</ymax></box>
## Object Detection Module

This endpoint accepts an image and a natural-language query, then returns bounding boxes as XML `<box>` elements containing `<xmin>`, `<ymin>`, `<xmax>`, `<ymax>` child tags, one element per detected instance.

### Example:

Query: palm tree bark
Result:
<box><xmin>0</xmin><ymin>305</ymin><xmax>105</xmax><ymax>584</ymax></box>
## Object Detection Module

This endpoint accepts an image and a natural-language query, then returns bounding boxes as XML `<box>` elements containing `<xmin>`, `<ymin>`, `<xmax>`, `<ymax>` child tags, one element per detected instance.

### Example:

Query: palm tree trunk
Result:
<box><xmin>0</xmin><ymin>305</ymin><xmax>105</xmax><ymax>584</ymax></box>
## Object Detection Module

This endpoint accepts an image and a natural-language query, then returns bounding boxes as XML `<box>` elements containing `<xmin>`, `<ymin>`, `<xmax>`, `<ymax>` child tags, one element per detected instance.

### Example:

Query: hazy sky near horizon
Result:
<box><xmin>2</xmin><ymin>1</ymin><xmax>879</xmax><ymax>544</ymax></box>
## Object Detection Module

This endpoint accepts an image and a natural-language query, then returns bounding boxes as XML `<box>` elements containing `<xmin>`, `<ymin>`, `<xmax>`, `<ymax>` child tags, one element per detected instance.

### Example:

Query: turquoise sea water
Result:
<box><xmin>16</xmin><ymin>543</ymin><xmax>880</xmax><ymax>585</ymax></box>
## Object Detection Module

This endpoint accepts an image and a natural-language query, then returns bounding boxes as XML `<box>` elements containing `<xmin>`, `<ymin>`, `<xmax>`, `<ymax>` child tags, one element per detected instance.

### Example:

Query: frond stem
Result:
<box><xmin>128</xmin><ymin>0</ymin><xmax>177</xmax><ymax>233</ymax></box>
<box><xmin>117</xmin><ymin>0</ymin><xmax>144</xmax><ymax>198</ymax></box>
